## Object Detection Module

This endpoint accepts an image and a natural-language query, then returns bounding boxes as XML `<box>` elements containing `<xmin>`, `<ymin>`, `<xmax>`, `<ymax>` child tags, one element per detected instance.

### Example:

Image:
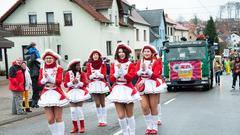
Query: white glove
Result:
<box><xmin>76</xmin><ymin>82</ymin><xmax>84</xmax><ymax>87</ymax></box>
<box><xmin>122</xmin><ymin>70</ymin><xmax>127</xmax><ymax>76</ymax></box>
<box><xmin>47</xmin><ymin>76</ymin><xmax>55</xmax><ymax>83</ymax></box>
<box><xmin>40</xmin><ymin>78</ymin><xmax>47</xmax><ymax>85</ymax></box>
<box><xmin>67</xmin><ymin>81</ymin><xmax>73</xmax><ymax>87</ymax></box>
<box><xmin>146</xmin><ymin>69</ymin><xmax>153</xmax><ymax>76</ymax></box>
<box><xmin>98</xmin><ymin>73</ymin><xmax>104</xmax><ymax>79</ymax></box>
<box><xmin>114</xmin><ymin>72</ymin><xmax>120</xmax><ymax>78</ymax></box>
<box><xmin>137</xmin><ymin>70</ymin><xmax>143</xmax><ymax>76</ymax></box>
<box><xmin>89</xmin><ymin>74</ymin><xmax>95</xmax><ymax>80</ymax></box>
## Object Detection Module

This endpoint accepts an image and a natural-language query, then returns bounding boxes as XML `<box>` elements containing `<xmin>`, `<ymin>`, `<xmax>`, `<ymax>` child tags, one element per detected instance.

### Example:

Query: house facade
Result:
<box><xmin>138</xmin><ymin>9</ymin><xmax>166</xmax><ymax>52</ymax></box>
<box><xmin>174</xmin><ymin>23</ymin><xmax>189</xmax><ymax>42</ymax></box>
<box><xmin>230</xmin><ymin>33</ymin><xmax>240</xmax><ymax>47</ymax></box>
<box><xmin>0</xmin><ymin>0</ymin><xmax>150</xmax><ymax>69</ymax></box>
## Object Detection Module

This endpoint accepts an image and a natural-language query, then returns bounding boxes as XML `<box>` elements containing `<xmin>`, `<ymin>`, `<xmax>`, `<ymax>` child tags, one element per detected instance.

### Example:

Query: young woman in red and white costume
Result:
<box><xmin>107</xmin><ymin>43</ymin><xmax>141</xmax><ymax>135</ymax></box>
<box><xmin>38</xmin><ymin>49</ymin><xmax>69</xmax><ymax>135</ymax></box>
<box><xmin>136</xmin><ymin>45</ymin><xmax>164</xmax><ymax>134</ymax></box>
<box><xmin>86</xmin><ymin>50</ymin><xmax>109</xmax><ymax>127</ymax></box>
<box><xmin>64</xmin><ymin>59</ymin><xmax>91</xmax><ymax>133</ymax></box>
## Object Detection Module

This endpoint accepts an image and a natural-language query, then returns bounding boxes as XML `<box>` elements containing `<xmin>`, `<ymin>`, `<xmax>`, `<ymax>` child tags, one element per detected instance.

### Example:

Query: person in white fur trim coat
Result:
<box><xmin>64</xmin><ymin>59</ymin><xmax>91</xmax><ymax>133</ymax></box>
<box><xmin>107</xmin><ymin>43</ymin><xmax>141</xmax><ymax>135</ymax></box>
<box><xmin>86</xmin><ymin>50</ymin><xmax>109</xmax><ymax>127</ymax></box>
<box><xmin>135</xmin><ymin>45</ymin><xmax>163</xmax><ymax>134</ymax></box>
<box><xmin>38</xmin><ymin>49</ymin><xmax>69</xmax><ymax>135</ymax></box>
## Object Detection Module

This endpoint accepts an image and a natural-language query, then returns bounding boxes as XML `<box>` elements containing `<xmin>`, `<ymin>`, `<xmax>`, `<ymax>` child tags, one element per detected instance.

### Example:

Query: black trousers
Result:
<box><xmin>31</xmin><ymin>77</ymin><xmax>42</xmax><ymax>106</ymax></box>
<box><xmin>232</xmin><ymin>73</ymin><xmax>240</xmax><ymax>87</ymax></box>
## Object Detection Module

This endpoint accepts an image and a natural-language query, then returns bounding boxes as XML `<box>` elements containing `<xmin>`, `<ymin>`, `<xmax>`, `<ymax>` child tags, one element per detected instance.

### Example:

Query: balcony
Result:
<box><xmin>0</xmin><ymin>23</ymin><xmax>60</xmax><ymax>36</ymax></box>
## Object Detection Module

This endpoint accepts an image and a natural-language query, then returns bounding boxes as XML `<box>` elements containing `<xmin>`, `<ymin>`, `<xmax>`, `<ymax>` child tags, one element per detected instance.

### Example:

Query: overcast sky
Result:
<box><xmin>0</xmin><ymin>0</ymin><xmax>233</xmax><ymax>21</ymax></box>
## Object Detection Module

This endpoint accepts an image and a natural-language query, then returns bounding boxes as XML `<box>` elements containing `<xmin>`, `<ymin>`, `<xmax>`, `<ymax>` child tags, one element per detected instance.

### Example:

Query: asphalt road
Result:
<box><xmin>0</xmin><ymin>74</ymin><xmax>240</xmax><ymax>135</ymax></box>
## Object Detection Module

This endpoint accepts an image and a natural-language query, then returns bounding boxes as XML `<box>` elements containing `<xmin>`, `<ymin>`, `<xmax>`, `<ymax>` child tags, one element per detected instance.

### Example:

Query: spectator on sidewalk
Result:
<box><xmin>26</xmin><ymin>42</ymin><xmax>42</xmax><ymax>108</ymax></box>
<box><xmin>21</xmin><ymin>62</ymin><xmax>32</xmax><ymax>112</ymax></box>
<box><xmin>8</xmin><ymin>57</ymin><xmax>27</xmax><ymax>115</ymax></box>
<box><xmin>214</xmin><ymin>60</ymin><xmax>222</xmax><ymax>86</ymax></box>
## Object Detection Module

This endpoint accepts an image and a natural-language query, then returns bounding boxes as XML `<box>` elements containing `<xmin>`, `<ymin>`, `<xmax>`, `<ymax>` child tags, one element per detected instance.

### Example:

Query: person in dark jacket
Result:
<box><xmin>9</xmin><ymin>58</ymin><xmax>26</xmax><ymax>115</ymax></box>
<box><xmin>26</xmin><ymin>43</ymin><xmax>42</xmax><ymax>108</ymax></box>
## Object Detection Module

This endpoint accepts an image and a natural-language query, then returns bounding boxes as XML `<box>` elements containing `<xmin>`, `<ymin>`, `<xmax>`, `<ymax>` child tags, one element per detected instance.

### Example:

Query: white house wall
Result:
<box><xmin>133</xmin><ymin>23</ymin><xmax>150</xmax><ymax>49</ymax></box>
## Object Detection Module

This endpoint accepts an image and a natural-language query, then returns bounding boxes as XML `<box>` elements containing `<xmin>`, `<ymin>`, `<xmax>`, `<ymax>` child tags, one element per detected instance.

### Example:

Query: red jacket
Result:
<box><xmin>8</xmin><ymin>61</ymin><xmax>25</xmax><ymax>92</ymax></box>
<box><xmin>86</xmin><ymin>63</ymin><xmax>107</xmax><ymax>83</ymax></box>
<box><xmin>64</xmin><ymin>71</ymin><xmax>87</xmax><ymax>92</ymax></box>
<box><xmin>135</xmin><ymin>59</ymin><xmax>161</xmax><ymax>86</ymax></box>
<box><xmin>109</xmin><ymin>61</ymin><xmax>137</xmax><ymax>95</ymax></box>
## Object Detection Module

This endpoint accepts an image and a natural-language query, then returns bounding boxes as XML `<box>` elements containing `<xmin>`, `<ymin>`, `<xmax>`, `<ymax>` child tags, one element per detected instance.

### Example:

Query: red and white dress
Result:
<box><xmin>38</xmin><ymin>66</ymin><xmax>69</xmax><ymax>107</ymax></box>
<box><xmin>107</xmin><ymin>60</ymin><xmax>141</xmax><ymax>103</ymax></box>
<box><xmin>64</xmin><ymin>71</ymin><xmax>91</xmax><ymax>103</ymax></box>
<box><xmin>86</xmin><ymin>63</ymin><xmax>109</xmax><ymax>94</ymax></box>
<box><xmin>136</xmin><ymin>58</ymin><xmax>164</xmax><ymax>95</ymax></box>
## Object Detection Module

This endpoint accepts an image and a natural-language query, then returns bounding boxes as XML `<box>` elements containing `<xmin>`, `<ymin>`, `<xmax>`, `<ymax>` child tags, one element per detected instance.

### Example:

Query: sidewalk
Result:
<box><xmin>0</xmin><ymin>76</ymin><xmax>44</xmax><ymax>126</ymax></box>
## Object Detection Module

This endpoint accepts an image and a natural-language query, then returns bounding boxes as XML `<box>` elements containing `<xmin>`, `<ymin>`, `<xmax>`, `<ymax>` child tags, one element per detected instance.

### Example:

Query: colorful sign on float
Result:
<box><xmin>170</xmin><ymin>60</ymin><xmax>201</xmax><ymax>81</ymax></box>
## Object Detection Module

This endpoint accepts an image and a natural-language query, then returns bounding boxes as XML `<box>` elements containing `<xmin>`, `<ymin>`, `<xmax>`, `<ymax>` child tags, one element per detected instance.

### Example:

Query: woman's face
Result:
<box><xmin>75</xmin><ymin>63</ymin><xmax>81</xmax><ymax>71</ymax></box>
<box><xmin>92</xmin><ymin>53</ymin><xmax>99</xmax><ymax>61</ymax></box>
<box><xmin>118</xmin><ymin>48</ymin><xmax>126</xmax><ymax>59</ymax></box>
<box><xmin>143</xmin><ymin>48</ymin><xmax>152</xmax><ymax>59</ymax></box>
<box><xmin>44</xmin><ymin>55</ymin><xmax>55</xmax><ymax>65</ymax></box>
<box><xmin>16</xmin><ymin>58</ymin><xmax>23</xmax><ymax>66</ymax></box>
<box><xmin>21</xmin><ymin>63</ymin><xmax>26</xmax><ymax>69</ymax></box>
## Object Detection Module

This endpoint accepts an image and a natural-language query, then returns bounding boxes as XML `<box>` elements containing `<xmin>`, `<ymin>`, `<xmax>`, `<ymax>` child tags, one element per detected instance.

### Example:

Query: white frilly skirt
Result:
<box><xmin>88</xmin><ymin>81</ymin><xmax>109</xmax><ymax>94</ymax></box>
<box><xmin>67</xmin><ymin>89</ymin><xmax>91</xmax><ymax>103</ymax></box>
<box><xmin>38</xmin><ymin>89</ymin><xmax>69</xmax><ymax>107</ymax></box>
<box><xmin>141</xmin><ymin>79</ymin><xmax>165</xmax><ymax>95</ymax></box>
<box><xmin>107</xmin><ymin>84</ymin><xmax>141</xmax><ymax>104</ymax></box>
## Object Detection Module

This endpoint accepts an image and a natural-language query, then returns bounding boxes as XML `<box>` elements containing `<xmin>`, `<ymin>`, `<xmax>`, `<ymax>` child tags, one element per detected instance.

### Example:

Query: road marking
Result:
<box><xmin>164</xmin><ymin>98</ymin><xmax>176</xmax><ymax>105</ymax></box>
<box><xmin>113</xmin><ymin>130</ymin><xmax>122</xmax><ymax>135</ymax></box>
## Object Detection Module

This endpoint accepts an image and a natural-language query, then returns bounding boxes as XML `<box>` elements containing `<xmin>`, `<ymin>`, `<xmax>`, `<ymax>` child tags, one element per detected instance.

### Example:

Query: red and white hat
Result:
<box><xmin>141</xmin><ymin>45</ymin><xmax>158</xmax><ymax>54</ymax></box>
<box><xmin>41</xmin><ymin>49</ymin><xmax>61</xmax><ymax>60</ymax></box>
<box><xmin>89</xmin><ymin>49</ymin><xmax>102</xmax><ymax>58</ymax></box>
<box><xmin>114</xmin><ymin>42</ymin><xmax>132</xmax><ymax>54</ymax></box>
<box><xmin>67</xmin><ymin>59</ymin><xmax>81</xmax><ymax>69</ymax></box>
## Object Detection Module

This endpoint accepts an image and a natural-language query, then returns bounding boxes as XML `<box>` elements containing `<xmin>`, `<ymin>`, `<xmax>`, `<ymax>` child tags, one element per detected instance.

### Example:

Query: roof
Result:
<box><xmin>0</xmin><ymin>0</ymin><xmax>110</xmax><ymax>23</ymax></box>
<box><xmin>175</xmin><ymin>23</ymin><xmax>189</xmax><ymax>31</ymax></box>
<box><xmin>150</xmin><ymin>29</ymin><xmax>160</xmax><ymax>42</ymax></box>
<box><xmin>165</xmin><ymin>16</ymin><xmax>177</xmax><ymax>25</ymax></box>
<box><xmin>84</xmin><ymin>0</ymin><xmax>113</xmax><ymax>10</ymax></box>
<box><xmin>129</xmin><ymin>9</ymin><xmax>150</xmax><ymax>26</ymax></box>
<box><xmin>0</xmin><ymin>37</ymin><xmax>14</xmax><ymax>48</ymax></box>
<box><xmin>138</xmin><ymin>9</ymin><xmax>164</xmax><ymax>27</ymax></box>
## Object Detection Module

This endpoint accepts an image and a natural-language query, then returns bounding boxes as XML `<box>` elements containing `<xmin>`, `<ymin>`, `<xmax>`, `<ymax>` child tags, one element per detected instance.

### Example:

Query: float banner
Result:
<box><xmin>170</xmin><ymin>60</ymin><xmax>201</xmax><ymax>81</ymax></box>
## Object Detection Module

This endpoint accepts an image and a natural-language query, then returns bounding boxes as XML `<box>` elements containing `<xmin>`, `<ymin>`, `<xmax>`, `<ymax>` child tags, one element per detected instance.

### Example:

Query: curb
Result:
<box><xmin>0</xmin><ymin>110</ymin><xmax>44</xmax><ymax>126</ymax></box>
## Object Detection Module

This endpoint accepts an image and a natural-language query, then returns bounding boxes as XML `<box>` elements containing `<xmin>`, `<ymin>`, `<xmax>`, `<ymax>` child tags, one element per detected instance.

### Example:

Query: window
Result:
<box><xmin>22</xmin><ymin>45</ymin><xmax>29</xmax><ymax>61</ymax></box>
<box><xmin>29</xmin><ymin>14</ymin><xmax>37</xmax><ymax>25</ymax></box>
<box><xmin>115</xmin><ymin>15</ymin><xmax>118</xmax><ymax>26</ymax></box>
<box><xmin>117</xmin><ymin>41</ymin><xmax>122</xmax><ymax>43</ymax></box>
<box><xmin>109</xmin><ymin>14</ymin><xmax>112</xmax><ymax>23</ymax></box>
<box><xmin>123</xmin><ymin>15</ymin><xmax>128</xmax><ymax>24</ymax></box>
<box><xmin>46</xmin><ymin>12</ymin><xmax>54</xmax><ymax>24</ymax></box>
<box><xmin>136</xmin><ymin>29</ymin><xmax>139</xmax><ymax>41</ymax></box>
<box><xmin>170</xmin><ymin>27</ymin><xmax>173</xmax><ymax>36</ymax></box>
<box><xmin>57</xmin><ymin>45</ymin><xmax>61</xmax><ymax>64</ymax></box>
<box><xmin>106</xmin><ymin>41</ymin><xmax>112</xmax><ymax>56</ymax></box>
<box><xmin>0</xmin><ymin>49</ymin><xmax>2</xmax><ymax>61</ymax></box>
<box><xmin>64</xmin><ymin>12</ymin><xmax>73</xmax><ymax>26</ymax></box>
<box><xmin>144</xmin><ymin>30</ymin><xmax>147</xmax><ymax>41</ymax></box>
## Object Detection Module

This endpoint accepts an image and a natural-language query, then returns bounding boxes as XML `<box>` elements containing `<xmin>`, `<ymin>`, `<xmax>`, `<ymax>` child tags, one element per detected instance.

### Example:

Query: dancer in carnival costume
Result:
<box><xmin>38</xmin><ymin>49</ymin><xmax>69</xmax><ymax>135</ymax></box>
<box><xmin>107</xmin><ymin>43</ymin><xmax>141</xmax><ymax>135</ymax></box>
<box><xmin>86</xmin><ymin>50</ymin><xmax>109</xmax><ymax>127</ymax></box>
<box><xmin>135</xmin><ymin>45</ymin><xmax>164</xmax><ymax>134</ymax></box>
<box><xmin>64</xmin><ymin>59</ymin><xmax>91</xmax><ymax>133</ymax></box>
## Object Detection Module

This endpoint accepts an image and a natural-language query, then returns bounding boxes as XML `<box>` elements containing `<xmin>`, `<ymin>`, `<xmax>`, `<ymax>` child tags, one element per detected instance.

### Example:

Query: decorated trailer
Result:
<box><xmin>163</xmin><ymin>41</ymin><xmax>215</xmax><ymax>91</ymax></box>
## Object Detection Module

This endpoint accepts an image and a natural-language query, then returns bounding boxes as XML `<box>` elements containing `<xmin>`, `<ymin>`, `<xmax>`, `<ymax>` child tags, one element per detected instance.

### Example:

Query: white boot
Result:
<box><xmin>144</xmin><ymin>114</ymin><xmax>152</xmax><ymax>130</ymax></box>
<box><xmin>158</xmin><ymin>104</ymin><xmax>162</xmax><ymax>125</ymax></box>
<box><xmin>96</xmin><ymin>107</ymin><xmax>102</xmax><ymax>124</ymax></box>
<box><xmin>127</xmin><ymin>116</ymin><xmax>135</xmax><ymax>135</ymax></box>
<box><xmin>48</xmin><ymin>123</ymin><xmax>57</xmax><ymax>135</ymax></box>
<box><xmin>56</xmin><ymin>121</ymin><xmax>65</xmax><ymax>135</ymax></box>
<box><xmin>118</xmin><ymin>118</ymin><xmax>129</xmax><ymax>135</ymax></box>
<box><xmin>152</xmin><ymin>115</ymin><xmax>158</xmax><ymax>133</ymax></box>
<box><xmin>102</xmin><ymin>107</ymin><xmax>107</xmax><ymax>125</ymax></box>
